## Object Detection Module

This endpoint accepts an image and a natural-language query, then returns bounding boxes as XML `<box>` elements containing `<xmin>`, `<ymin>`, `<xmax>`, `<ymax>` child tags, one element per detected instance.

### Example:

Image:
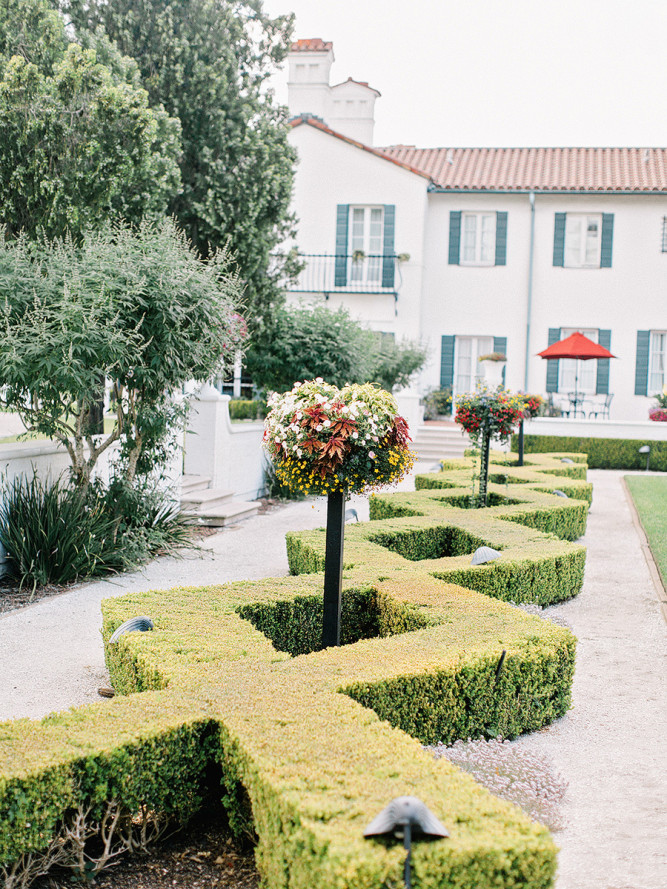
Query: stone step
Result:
<box><xmin>182</xmin><ymin>474</ymin><xmax>212</xmax><ymax>496</ymax></box>
<box><xmin>181</xmin><ymin>487</ymin><xmax>235</xmax><ymax>514</ymax></box>
<box><xmin>413</xmin><ymin>447</ymin><xmax>467</xmax><ymax>459</ymax></box>
<box><xmin>196</xmin><ymin>500</ymin><xmax>261</xmax><ymax>527</ymax></box>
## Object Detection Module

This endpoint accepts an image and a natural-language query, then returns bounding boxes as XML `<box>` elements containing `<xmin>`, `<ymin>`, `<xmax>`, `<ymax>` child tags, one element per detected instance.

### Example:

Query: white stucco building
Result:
<box><xmin>285</xmin><ymin>38</ymin><xmax>667</xmax><ymax>421</ymax></box>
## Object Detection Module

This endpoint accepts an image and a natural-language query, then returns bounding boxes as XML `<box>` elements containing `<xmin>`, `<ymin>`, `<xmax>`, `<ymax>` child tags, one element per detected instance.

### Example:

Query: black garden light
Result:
<box><xmin>108</xmin><ymin>616</ymin><xmax>154</xmax><ymax>644</ymax></box>
<box><xmin>639</xmin><ymin>445</ymin><xmax>650</xmax><ymax>471</ymax></box>
<box><xmin>364</xmin><ymin>796</ymin><xmax>449</xmax><ymax>889</ymax></box>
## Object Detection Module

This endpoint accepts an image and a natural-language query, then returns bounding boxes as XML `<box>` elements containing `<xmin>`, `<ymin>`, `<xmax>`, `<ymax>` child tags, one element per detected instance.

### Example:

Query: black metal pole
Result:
<box><xmin>322</xmin><ymin>489</ymin><xmax>345</xmax><ymax>648</ymax></box>
<box><xmin>478</xmin><ymin>428</ymin><xmax>491</xmax><ymax>507</ymax></box>
<box><xmin>518</xmin><ymin>419</ymin><xmax>525</xmax><ymax>466</ymax></box>
<box><xmin>403</xmin><ymin>822</ymin><xmax>412</xmax><ymax>889</ymax></box>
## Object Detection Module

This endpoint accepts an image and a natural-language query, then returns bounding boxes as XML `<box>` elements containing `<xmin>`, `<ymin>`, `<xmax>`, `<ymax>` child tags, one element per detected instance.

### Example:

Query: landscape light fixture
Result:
<box><xmin>471</xmin><ymin>546</ymin><xmax>501</xmax><ymax>565</ymax></box>
<box><xmin>560</xmin><ymin>457</ymin><xmax>574</xmax><ymax>464</ymax></box>
<box><xmin>639</xmin><ymin>445</ymin><xmax>650</xmax><ymax>471</ymax></box>
<box><xmin>364</xmin><ymin>796</ymin><xmax>449</xmax><ymax>889</ymax></box>
<box><xmin>552</xmin><ymin>490</ymin><xmax>568</xmax><ymax>498</ymax></box>
<box><xmin>345</xmin><ymin>508</ymin><xmax>359</xmax><ymax>523</ymax></box>
<box><xmin>108</xmin><ymin>616</ymin><xmax>154</xmax><ymax>644</ymax></box>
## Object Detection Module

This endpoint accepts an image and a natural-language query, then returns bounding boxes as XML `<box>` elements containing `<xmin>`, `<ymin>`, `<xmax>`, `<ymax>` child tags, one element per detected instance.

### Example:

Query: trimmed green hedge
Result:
<box><xmin>511</xmin><ymin>434</ymin><xmax>667</xmax><ymax>470</ymax></box>
<box><xmin>228</xmin><ymin>398</ymin><xmax>266</xmax><ymax>421</ymax></box>
<box><xmin>0</xmin><ymin>452</ymin><xmax>587</xmax><ymax>888</ymax></box>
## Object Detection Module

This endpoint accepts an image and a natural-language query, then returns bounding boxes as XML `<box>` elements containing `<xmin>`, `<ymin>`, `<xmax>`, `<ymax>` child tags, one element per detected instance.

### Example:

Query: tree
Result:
<box><xmin>0</xmin><ymin>220</ymin><xmax>246</xmax><ymax>490</ymax></box>
<box><xmin>64</xmin><ymin>0</ymin><xmax>299</xmax><ymax>329</ymax></box>
<box><xmin>0</xmin><ymin>0</ymin><xmax>181</xmax><ymax>239</ymax></box>
<box><xmin>244</xmin><ymin>304</ymin><xmax>426</xmax><ymax>395</ymax></box>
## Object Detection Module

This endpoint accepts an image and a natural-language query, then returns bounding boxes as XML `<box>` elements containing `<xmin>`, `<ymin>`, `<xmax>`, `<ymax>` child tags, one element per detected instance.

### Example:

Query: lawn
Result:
<box><xmin>625</xmin><ymin>475</ymin><xmax>667</xmax><ymax>588</ymax></box>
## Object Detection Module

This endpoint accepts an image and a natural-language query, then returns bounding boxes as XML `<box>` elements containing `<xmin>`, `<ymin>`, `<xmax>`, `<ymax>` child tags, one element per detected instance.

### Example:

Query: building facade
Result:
<box><xmin>285</xmin><ymin>39</ymin><xmax>667</xmax><ymax>421</ymax></box>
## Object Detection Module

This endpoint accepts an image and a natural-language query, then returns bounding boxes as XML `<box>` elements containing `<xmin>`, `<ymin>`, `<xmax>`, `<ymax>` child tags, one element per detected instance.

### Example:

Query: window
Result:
<box><xmin>558</xmin><ymin>328</ymin><xmax>598</xmax><ymax>393</ymax></box>
<box><xmin>454</xmin><ymin>336</ymin><xmax>493</xmax><ymax>396</ymax></box>
<box><xmin>461</xmin><ymin>213</ymin><xmax>496</xmax><ymax>265</ymax></box>
<box><xmin>349</xmin><ymin>206</ymin><xmax>384</xmax><ymax>284</ymax></box>
<box><xmin>554</xmin><ymin>212</ymin><xmax>613</xmax><ymax>268</ymax></box>
<box><xmin>449</xmin><ymin>211</ymin><xmax>507</xmax><ymax>266</ymax></box>
<box><xmin>661</xmin><ymin>218</ymin><xmax>667</xmax><ymax>253</ymax></box>
<box><xmin>649</xmin><ymin>331</ymin><xmax>666</xmax><ymax>395</ymax></box>
<box><xmin>564</xmin><ymin>214</ymin><xmax>601</xmax><ymax>267</ymax></box>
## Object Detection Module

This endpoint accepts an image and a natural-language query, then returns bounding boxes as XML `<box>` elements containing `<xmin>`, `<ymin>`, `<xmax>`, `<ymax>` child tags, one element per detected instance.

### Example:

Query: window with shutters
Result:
<box><xmin>460</xmin><ymin>213</ymin><xmax>496</xmax><ymax>266</ymax></box>
<box><xmin>454</xmin><ymin>336</ymin><xmax>493</xmax><ymax>396</ymax></box>
<box><xmin>564</xmin><ymin>214</ymin><xmax>602</xmax><ymax>268</ymax></box>
<box><xmin>649</xmin><ymin>331</ymin><xmax>667</xmax><ymax>395</ymax></box>
<box><xmin>349</xmin><ymin>206</ymin><xmax>384</xmax><ymax>283</ymax></box>
<box><xmin>558</xmin><ymin>328</ymin><xmax>598</xmax><ymax>393</ymax></box>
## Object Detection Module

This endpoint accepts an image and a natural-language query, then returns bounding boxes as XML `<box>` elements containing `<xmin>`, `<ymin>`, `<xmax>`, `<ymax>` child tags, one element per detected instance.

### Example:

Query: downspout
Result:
<box><xmin>524</xmin><ymin>191</ymin><xmax>536</xmax><ymax>390</ymax></box>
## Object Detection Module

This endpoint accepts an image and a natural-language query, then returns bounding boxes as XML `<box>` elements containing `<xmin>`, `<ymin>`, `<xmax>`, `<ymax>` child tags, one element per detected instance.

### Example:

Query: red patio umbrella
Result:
<box><xmin>538</xmin><ymin>331</ymin><xmax>617</xmax><ymax>409</ymax></box>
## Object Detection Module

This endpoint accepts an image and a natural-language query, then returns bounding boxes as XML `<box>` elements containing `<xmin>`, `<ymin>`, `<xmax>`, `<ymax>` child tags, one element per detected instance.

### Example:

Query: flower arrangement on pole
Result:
<box><xmin>263</xmin><ymin>379</ymin><xmax>414</xmax><ymax>496</ymax></box>
<box><xmin>455</xmin><ymin>386</ymin><xmax>525</xmax><ymax>506</ymax></box>
<box><xmin>263</xmin><ymin>378</ymin><xmax>414</xmax><ymax>648</ymax></box>
<box><xmin>649</xmin><ymin>386</ymin><xmax>667</xmax><ymax>421</ymax></box>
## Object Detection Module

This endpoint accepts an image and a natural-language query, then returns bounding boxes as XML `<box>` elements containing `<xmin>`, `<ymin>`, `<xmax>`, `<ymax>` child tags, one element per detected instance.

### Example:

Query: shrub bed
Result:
<box><xmin>511</xmin><ymin>434</ymin><xmax>667</xmax><ymax>470</ymax></box>
<box><xmin>0</xmin><ymin>452</ymin><xmax>586</xmax><ymax>888</ymax></box>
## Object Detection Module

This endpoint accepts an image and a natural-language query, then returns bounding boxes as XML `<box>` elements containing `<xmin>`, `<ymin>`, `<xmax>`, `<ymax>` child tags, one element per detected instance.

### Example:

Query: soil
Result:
<box><xmin>37</xmin><ymin>815</ymin><xmax>260</xmax><ymax>889</ymax></box>
<box><xmin>0</xmin><ymin>578</ymin><xmax>69</xmax><ymax>615</ymax></box>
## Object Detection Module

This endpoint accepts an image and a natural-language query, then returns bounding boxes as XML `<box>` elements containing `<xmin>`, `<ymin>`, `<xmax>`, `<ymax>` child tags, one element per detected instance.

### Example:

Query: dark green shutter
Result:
<box><xmin>635</xmin><ymin>330</ymin><xmax>650</xmax><ymax>395</ymax></box>
<box><xmin>334</xmin><ymin>204</ymin><xmax>349</xmax><ymax>286</ymax></box>
<box><xmin>600</xmin><ymin>214</ymin><xmax>614</xmax><ymax>267</ymax></box>
<box><xmin>382</xmin><ymin>204</ymin><xmax>396</xmax><ymax>288</ymax></box>
<box><xmin>546</xmin><ymin>327</ymin><xmax>561</xmax><ymax>392</ymax></box>
<box><xmin>495</xmin><ymin>212</ymin><xmax>508</xmax><ymax>266</ymax></box>
<box><xmin>448</xmin><ymin>211</ymin><xmax>461</xmax><ymax>264</ymax></box>
<box><xmin>440</xmin><ymin>336</ymin><xmax>455</xmax><ymax>389</ymax></box>
<box><xmin>596</xmin><ymin>330</ymin><xmax>611</xmax><ymax>394</ymax></box>
<box><xmin>494</xmin><ymin>336</ymin><xmax>507</xmax><ymax>385</ymax></box>
<box><xmin>553</xmin><ymin>213</ymin><xmax>566</xmax><ymax>266</ymax></box>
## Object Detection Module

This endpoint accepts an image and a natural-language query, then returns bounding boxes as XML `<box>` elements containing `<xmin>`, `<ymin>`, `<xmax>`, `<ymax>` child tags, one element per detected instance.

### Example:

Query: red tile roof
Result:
<box><xmin>377</xmin><ymin>146</ymin><xmax>667</xmax><ymax>193</ymax></box>
<box><xmin>290</xmin><ymin>38</ymin><xmax>333</xmax><ymax>53</ymax></box>
<box><xmin>330</xmin><ymin>76</ymin><xmax>381</xmax><ymax>96</ymax></box>
<box><xmin>289</xmin><ymin>116</ymin><xmax>430</xmax><ymax>179</ymax></box>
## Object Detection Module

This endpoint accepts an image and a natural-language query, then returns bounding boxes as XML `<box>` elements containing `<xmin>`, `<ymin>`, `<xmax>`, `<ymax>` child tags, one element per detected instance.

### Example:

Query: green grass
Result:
<box><xmin>625</xmin><ymin>475</ymin><xmax>667</xmax><ymax>588</ymax></box>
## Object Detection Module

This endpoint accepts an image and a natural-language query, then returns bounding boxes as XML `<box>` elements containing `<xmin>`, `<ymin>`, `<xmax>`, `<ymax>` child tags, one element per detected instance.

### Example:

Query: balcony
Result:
<box><xmin>288</xmin><ymin>253</ymin><xmax>400</xmax><ymax>296</ymax></box>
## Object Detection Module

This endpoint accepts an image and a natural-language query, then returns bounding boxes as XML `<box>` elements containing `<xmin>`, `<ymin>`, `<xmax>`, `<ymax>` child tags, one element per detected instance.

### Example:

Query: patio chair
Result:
<box><xmin>588</xmin><ymin>393</ymin><xmax>613</xmax><ymax>420</ymax></box>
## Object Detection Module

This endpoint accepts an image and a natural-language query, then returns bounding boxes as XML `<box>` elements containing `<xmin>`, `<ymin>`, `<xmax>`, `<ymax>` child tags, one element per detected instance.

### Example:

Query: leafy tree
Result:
<box><xmin>64</xmin><ymin>0</ymin><xmax>299</xmax><ymax>329</ymax></box>
<box><xmin>0</xmin><ymin>0</ymin><xmax>181</xmax><ymax>239</ymax></box>
<box><xmin>245</xmin><ymin>304</ymin><xmax>426</xmax><ymax>395</ymax></box>
<box><xmin>0</xmin><ymin>220</ymin><xmax>246</xmax><ymax>490</ymax></box>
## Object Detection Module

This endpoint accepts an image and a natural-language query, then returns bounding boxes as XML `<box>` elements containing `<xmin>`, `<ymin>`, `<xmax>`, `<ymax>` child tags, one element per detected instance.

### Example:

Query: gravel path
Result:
<box><xmin>0</xmin><ymin>469</ymin><xmax>665</xmax><ymax>887</ymax></box>
<box><xmin>516</xmin><ymin>470</ymin><xmax>667</xmax><ymax>889</ymax></box>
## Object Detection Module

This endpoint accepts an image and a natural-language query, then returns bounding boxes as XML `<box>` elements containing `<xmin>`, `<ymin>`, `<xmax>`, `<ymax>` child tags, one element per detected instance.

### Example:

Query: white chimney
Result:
<box><xmin>287</xmin><ymin>38</ymin><xmax>334</xmax><ymax>124</ymax></box>
<box><xmin>287</xmin><ymin>39</ymin><xmax>380</xmax><ymax>146</ymax></box>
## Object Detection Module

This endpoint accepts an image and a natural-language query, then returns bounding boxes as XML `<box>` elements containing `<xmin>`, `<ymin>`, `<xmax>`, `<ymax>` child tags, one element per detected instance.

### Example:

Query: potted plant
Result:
<box><xmin>264</xmin><ymin>378</ymin><xmax>414</xmax><ymax>647</ymax></box>
<box><xmin>477</xmin><ymin>352</ymin><xmax>507</xmax><ymax>388</ymax></box>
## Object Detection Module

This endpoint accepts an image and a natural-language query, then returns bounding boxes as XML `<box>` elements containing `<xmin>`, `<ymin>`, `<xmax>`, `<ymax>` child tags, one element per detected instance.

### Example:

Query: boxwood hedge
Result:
<box><xmin>0</xmin><ymin>453</ymin><xmax>588</xmax><ymax>889</ymax></box>
<box><xmin>511</xmin><ymin>434</ymin><xmax>667</xmax><ymax>470</ymax></box>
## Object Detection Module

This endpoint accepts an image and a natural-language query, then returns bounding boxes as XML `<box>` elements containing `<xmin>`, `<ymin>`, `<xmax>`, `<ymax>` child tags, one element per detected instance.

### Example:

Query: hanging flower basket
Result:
<box><xmin>263</xmin><ymin>379</ymin><xmax>414</xmax><ymax>496</ymax></box>
<box><xmin>519</xmin><ymin>393</ymin><xmax>544</xmax><ymax>420</ymax></box>
<box><xmin>455</xmin><ymin>387</ymin><xmax>525</xmax><ymax>447</ymax></box>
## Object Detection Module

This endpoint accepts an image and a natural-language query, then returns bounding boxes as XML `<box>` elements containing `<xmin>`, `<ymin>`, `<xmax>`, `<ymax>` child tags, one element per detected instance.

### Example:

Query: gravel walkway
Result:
<box><xmin>516</xmin><ymin>470</ymin><xmax>667</xmax><ymax>889</ymax></box>
<box><xmin>0</xmin><ymin>469</ymin><xmax>665</xmax><ymax>887</ymax></box>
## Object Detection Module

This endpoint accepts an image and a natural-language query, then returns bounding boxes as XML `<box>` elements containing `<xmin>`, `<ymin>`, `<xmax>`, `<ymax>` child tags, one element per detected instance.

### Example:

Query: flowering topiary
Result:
<box><xmin>519</xmin><ymin>393</ymin><xmax>544</xmax><ymax>420</ymax></box>
<box><xmin>263</xmin><ymin>379</ymin><xmax>414</xmax><ymax>496</ymax></box>
<box><xmin>455</xmin><ymin>387</ymin><xmax>525</xmax><ymax>446</ymax></box>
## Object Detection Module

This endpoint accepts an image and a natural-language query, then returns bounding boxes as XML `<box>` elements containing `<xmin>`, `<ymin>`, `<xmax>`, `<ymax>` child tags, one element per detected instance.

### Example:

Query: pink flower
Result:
<box><xmin>369</xmin><ymin>451</ymin><xmax>376</xmax><ymax>459</ymax></box>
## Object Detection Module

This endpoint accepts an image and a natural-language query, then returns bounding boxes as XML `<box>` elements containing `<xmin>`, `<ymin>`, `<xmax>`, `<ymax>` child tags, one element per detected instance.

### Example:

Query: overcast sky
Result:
<box><xmin>262</xmin><ymin>0</ymin><xmax>667</xmax><ymax>148</ymax></box>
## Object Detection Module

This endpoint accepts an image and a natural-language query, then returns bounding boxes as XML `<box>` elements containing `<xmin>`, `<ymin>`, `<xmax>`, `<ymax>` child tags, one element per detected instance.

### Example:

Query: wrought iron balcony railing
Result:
<box><xmin>288</xmin><ymin>253</ymin><xmax>399</xmax><ymax>295</ymax></box>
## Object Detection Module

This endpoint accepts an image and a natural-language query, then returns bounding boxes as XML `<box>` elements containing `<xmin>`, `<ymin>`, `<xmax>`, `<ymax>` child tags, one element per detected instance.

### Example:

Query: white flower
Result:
<box><xmin>369</xmin><ymin>451</ymin><xmax>376</xmax><ymax>459</ymax></box>
<box><xmin>274</xmin><ymin>436</ymin><xmax>280</xmax><ymax>443</ymax></box>
<box><xmin>352</xmin><ymin>432</ymin><xmax>358</xmax><ymax>439</ymax></box>
<box><xmin>296</xmin><ymin>411</ymin><xmax>302</xmax><ymax>419</ymax></box>
<box><xmin>316</xmin><ymin>424</ymin><xmax>323</xmax><ymax>431</ymax></box>
<box><xmin>323</xmin><ymin>419</ymin><xmax>331</xmax><ymax>427</ymax></box>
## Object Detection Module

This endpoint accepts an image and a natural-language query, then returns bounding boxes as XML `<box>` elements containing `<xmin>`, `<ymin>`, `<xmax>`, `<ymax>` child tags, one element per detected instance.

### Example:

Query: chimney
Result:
<box><xmin>287</xmin><ymin>38</ymin><xmax>335</xmax><ymax>123</ymax></box>
<box><xmin>288</xmin><ymin>39</ymin><xmax>380</xmax><ymax>146</ymax></box>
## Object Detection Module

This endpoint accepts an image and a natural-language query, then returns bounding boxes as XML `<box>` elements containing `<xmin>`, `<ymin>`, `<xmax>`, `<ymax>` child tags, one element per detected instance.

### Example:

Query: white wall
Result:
<box><xmin>422</xmin><ymin>191</ymin><xmax>667</xmax><ymax>420</ymax></box>
<box><xmin>184</xmin><ymin>388</ymin><xmax>265</xmax><ymax>500</ymax></box>
<box><xmin>288</xmin><ymin>123</ymin><xmax>429</xmax><ymax>343</ymax></box>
